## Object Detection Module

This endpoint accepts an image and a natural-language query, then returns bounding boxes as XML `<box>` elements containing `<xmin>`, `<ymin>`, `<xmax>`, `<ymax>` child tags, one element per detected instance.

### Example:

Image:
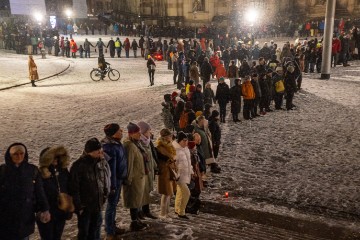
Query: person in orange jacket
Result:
<box><xmin>241</xmin><ymin>75</ymin><xmax>256</xmax><ymax>120</ymax></box>
<box><xmin>213</xmin><ymin>60</ymin><xmax>227</xmax><ymax>82</ymax></box>
<box><xmin>70</xmin><ymin>39</ymin><xmax>78</xmax><ymax>58</ymax></box>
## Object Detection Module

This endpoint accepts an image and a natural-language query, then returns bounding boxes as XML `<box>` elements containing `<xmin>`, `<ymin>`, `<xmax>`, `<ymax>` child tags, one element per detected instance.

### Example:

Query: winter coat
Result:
<box><xmin>95</xmin><ymin>40</ymin><xmax>105</xmax><ymax>50</ymax></box>
<box><xmin>230</xmin><ymin>84</ymin><xmax>242</xmax><ymax>114</ymax></box>
<box><xmin>0</xmin><ymin>143</ymin><xmax>49</xmax><ymax>240</ymax></box>
<box><xmin>161</xmin><ymin>105</ymin><xmax>174</xmax><ymax>130</ymax></box>
<box><xmin>101</xmin><ymin>137</ymin><xmax>128</xmax><ymax>190</ymax></box>
<box><xmin>173</xmin><ymin>141</ymin><xmax>193</xmax><ymax>184</ymax></box>
<box><xmin>147</xmin><ymin>58</ymin><xmax>156</xmax><ymax>71</ymax></box>
<box><xmin>28</xmin><ymin>57</ymin><xmax>39</xmax><ymax>80</ymax></box>
<box><xmin>124</xmin><ymin>38</ymin><xmax>131</xmax><ymax>51</ymax></box>
<box><xmin>332</xmin><ymin>38</ymin><xmax>341</xmax><ymax>54</ymax></box>
<box><xmin>259</xmin><ymin>46</ymin><xmax>272</xmax><ymax>61</ymax></box>
<box><xmin>107</xmin><ymin>40</ymin><xmax>115</xmax><ymax>50</ymax></box>
<box><xmin>259</xmin><ymin>77</ymin><xmax>270</xmax><ymax>98</ymax></box>
<box><xmin>70</xmin><ymin>40</ymin><xmax>77</xmax><ymax>53</ymax></box>
<box><xmin>241</xmin><ymin>80</ymin><xmax>255</xmax><ymax>100</ymax></box>
<box><xmin>193</xmin><ymin>123</ymin><xmax>214</xmax><ymax>161</ymax></box>
<box><xmin>140</xmin><ymin>138</ymin><xmax>157</xmax><ymax>205</ymax></box>
<box><xmin>273</xmin><ymin>73</ymin><xmax>285</xmax><ymax>94</ymax></box>
<box><xmin>213</xmin><ymin>64</ymin><xmax>227</xmax><ymax>80</ymax></box>
<box><xmin>200</xmin><ymin>61</ymin><xmax>213</xmax><ymax>79</ymax></box>
<box><xmin>215</xmin><ymin>82</ymin><xmax>230</xmax><ymax>104</ymax></box>
<box><xmin>204</xmin><ymin>88</ymin><xmax>215</xmax><ymax>105</ymax></box>
<box><xmin>284</xmin><ymin>71</ymin><xmax>298</xmax><ymax>94</ymax></box>
<box><xmin>131</xmin><ymin>40</ymin><xmax>139</xmax><ymax>50</ymax></box>
<box><xmin>228</xmin><ymin>65</ymin><xmax>238</xmax><ymax>78</ymax></box>
<box><xmin>83</xmin><ymin>40</ymin><xmax>94</xmax><ymax>51</ymax></box>
<box><xmin>155</xmin><ymin>138</ymin><xmax>177</xmax><ymax>195</ymax></box>
<box><xmin>192</xmin><ymin>90</ymin><xmax>204</xmax><ymax>112</ymax></box>
<box><xmin>69</xmin><ymin>153</ymin><xmax>110</xmax><ymax>213</ymax></box>
<box><xmin>239</xmin><ymin>63</ymin><xmax>251</xmax><ymax>78</ymax></box>
<box><xmin>251</xmin><ymin>79</ymin><xmax>262</xmax><ymax>99</ymax></box>
<box><xmin>208</xmin><ymin>117</ymin><xmax>221</xmax><ymax>146</ymax></box>
<box><xmin>122</xmin><ymin>139</ymin><xmax>146</xmax><ymax>208</ymax></box>
<box><xmin>189</xmin><ymin>65</ymin><xmax>200</xmax><ymax>84</ymax></box>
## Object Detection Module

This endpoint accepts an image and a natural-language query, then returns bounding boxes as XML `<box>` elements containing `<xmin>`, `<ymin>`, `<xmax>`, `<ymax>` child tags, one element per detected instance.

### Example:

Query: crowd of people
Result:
<box><xmin>0</xmin><ymin>120</ymin><xmax>211</xmax><ymax>239</ymax></box>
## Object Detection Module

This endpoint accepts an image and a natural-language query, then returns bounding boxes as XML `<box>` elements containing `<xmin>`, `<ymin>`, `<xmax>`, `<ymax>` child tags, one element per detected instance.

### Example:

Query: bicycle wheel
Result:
<box><xmin>90</xmin><ymin>69</ymin><xmax>103</xmax><ymax>81</ymax></box>
<box><xmin>108</xmin><ymin>69</ymin><xmax>120</xmax><ymax>81</ymax></box>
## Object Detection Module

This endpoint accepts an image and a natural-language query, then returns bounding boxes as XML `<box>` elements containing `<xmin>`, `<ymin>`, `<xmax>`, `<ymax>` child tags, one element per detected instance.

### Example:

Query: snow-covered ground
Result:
<box><xmin>0</xmin><ymin>36</ymin><xmax>359</xmax><ymax>239</ymax></box>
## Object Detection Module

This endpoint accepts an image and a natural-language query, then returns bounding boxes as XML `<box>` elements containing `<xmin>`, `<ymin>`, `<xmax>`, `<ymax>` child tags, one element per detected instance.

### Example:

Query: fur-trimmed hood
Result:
<box><xmin>39</xmin><ymin>146</ymin><xmax>70</xmax><ymax>179</ymax></box>
<box><xmin>155</xmin><ymin>138</ymin><xmax>176</xmax><ymax>160</ymax></box>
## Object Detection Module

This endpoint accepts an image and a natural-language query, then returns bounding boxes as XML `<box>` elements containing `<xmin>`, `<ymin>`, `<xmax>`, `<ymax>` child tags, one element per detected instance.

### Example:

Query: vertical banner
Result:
<box><xmin>72</xmin><ymin>0</ymin><xmax>88</xmax><ymax>18</ymax></box>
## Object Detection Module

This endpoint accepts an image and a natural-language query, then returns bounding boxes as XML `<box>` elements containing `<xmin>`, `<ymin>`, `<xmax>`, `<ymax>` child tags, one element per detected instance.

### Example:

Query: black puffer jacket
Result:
<box><xmin>69</xmin><ymin>153</ymin><xmax>110</xmax><ymax>213</ymax></box>
<box><xmin>0</xmin><ymin>143</ymin><xmax>49</xmax><ymax>240</ymax></box>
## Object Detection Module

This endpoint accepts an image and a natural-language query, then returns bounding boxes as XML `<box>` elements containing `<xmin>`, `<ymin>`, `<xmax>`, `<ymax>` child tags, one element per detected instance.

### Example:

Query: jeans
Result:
<box><xmin>126</xmin><ymin>50</ymin><xmax>129</xmax><ymax>58</ymax></box>
<box><xmin>105</xmin><ymin>186</ymin><xmax>121</xmax><ymax>235</ymax></box>
<box><xmin>274</xmin><ymin>93</ymin><xmax>284</xmax><ymax>109</ymax></box>
<box><xmin>148</xmin><ymin>70</ymin><xmax>155</xmax><ymax>85</ymax></box>
<box><xmin>77</xmin><ymin>209</ymin><xmax>102</xmax><ymax>240</ymax></box>
<box><xmin>116</xmin><ymin>48</ymin><xmax>122</xmax><ymax>58</ymax></box>
<box><xmin>133</xmin><ymin>50</ymin><xmax>137</xmax><ymax>58</ymax></box>
<box><xmin>218</xmin><ymin>101</ymin><xmax>227</xmax><ymax>120</ymax></box>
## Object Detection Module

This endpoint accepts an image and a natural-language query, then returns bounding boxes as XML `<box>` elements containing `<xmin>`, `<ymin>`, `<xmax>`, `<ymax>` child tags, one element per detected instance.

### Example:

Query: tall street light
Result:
<box><xmin>34</xmin><ymin>12</ymin><xmax>43</xmax><ymax>40</ymax></box>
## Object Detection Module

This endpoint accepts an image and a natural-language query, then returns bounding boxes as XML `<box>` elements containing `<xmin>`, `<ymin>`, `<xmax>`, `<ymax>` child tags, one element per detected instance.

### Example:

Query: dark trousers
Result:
<box><xmin>130</xmin><ymin>208</ymin><xmax>138</xmax><ymax>221</ymax></box>
<box><xmin>148</xmin><ymin>70</ymin><xmax>155</xmax><ymax>85</ymax></box>
<box><xmin>213</xmin><ymin>144</ymin><xmax>220</xmax><ymax>159</ymax></box>
<box><xmin>110</xmin><ymin>49</ymin><xmax>115</xmax><ymax>58</ymax></box>
<box><xmin>105</xmin><ymin>186</ymin><xmax>121</xmax><ymax>235</ymax></box>
<box><xmin>77</xmin><ymin>209</ymin><xmax>102</xmax><ymax>240</ymax></box>
<box><xmin>252</xmin><ymin>98</ymin><xmax>260</xmax><ymax>116</ymax></box>
<box><xmin>116</xmin><ymin>48</ymin><xmax>122</xmax><ymax>58</ymax></box>
<box><xmin>274</xmin><ymin>93</ymin><xmax>284</xmax><ymax>109</ymax></box>
<box><xmin>243</xmin><ymin>99</ymin><xmax>254</xmax><ymax>119</ymax></box>
<box><xmin>65</xmin><ymin>48</ymin><xmax>70</xmax><ymax>57</ymax></box>
<box><xmin>125</xmin><ymin>50</ymin><xmax>130</xmax><ymax>58</ymax></box>
<box><xmin>173</xmin><ymin>70</ymin><xmax>178</xmax><ymax>84</ymax></box>
<box><xmin>141</xmin><ymin>48</ymin><xmax>145</xmax><ymax>57</ymax></box>
<box><xmin>297</xmin><ymin>74</ymin><xmax>303</xmax><ymax>89</ymax></box>
<box><xmin>85</xmin><ymin>50</ymin><xmax>90</xmax><ymax>58</ymax></box>
<box><xmin>331</xmin><ymin>53</ymin><xmax>338</xmax><ymax>67</ymax></box>
<box><xmin>218</xmin><ymin>101</ymin><xmax>227</xmax><ymax>120</ymax></box>
<box><xmin>259</xmin><ymin>96</ymin><xmax>268</xmax><ymax>112</ymax></box>
<box><xmin>37</xmin><ymin>212</ymin><xmax>66</xmax><ymax>240</ymax></box>
<box><xmin>286</xmin><ymin>92</ymin><xmax>295</xmax><ymax>110</ymax></box>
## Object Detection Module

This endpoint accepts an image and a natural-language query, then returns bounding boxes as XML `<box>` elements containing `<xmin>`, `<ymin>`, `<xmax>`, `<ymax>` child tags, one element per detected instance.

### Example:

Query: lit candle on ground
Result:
<box><xmin>225</xmin><ymin>192</ymin><xmax>229</xmax><ymax>198</ymax></box>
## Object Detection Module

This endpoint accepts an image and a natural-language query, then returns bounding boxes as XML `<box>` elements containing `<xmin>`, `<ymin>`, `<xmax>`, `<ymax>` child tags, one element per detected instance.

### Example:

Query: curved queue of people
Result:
<box><xmin>0</xmin><ymin>120</ymin><xmax>213</xmax><ymax>240</ymax></box>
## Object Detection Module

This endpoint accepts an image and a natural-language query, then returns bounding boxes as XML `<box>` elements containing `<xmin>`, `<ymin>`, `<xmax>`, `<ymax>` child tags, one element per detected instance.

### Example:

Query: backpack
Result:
<box><xmin>179</xmin><ymin>111</ymin><xmax>189</xmax><ymax>129</ymax></box>
<box><xmin>275</xmin><ymin>80</ymin><xmax>285</xmax><ymax>93</ymax></box>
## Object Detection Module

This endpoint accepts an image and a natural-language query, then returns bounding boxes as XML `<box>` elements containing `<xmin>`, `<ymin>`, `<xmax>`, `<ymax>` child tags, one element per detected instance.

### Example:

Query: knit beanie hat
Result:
<box><xmin>137</xmin><ymin>121</ymin><xmax>151</xmax><ymax>134</ymax></box>
<box><xmin>195</xmin><ymin>111</ymin><xmax>203</xmax><ymax>118</ymax></box>
<box><xmin>287</xmin><ymin>65</ymin><xmax>295</xmax><ymax>73</ymax></box>
<box><xmin>219</xmin><ymin>77</ymin><xmax>225</xmax><ymax>82</ymax></box>
<box><xmin>177</xmin><ymin>131</ymin><xmax>188</xmax><ymax>142</ymax></box>
<box><xmin>211</xmin><ymin>110</ymin><xmax>220</xmax><ymax>118</ymax></box>
<box><xmin>127</xmin><ymin>122</ymin><xmax>140</xmax><ymax>134</ymax></box>
<box><xmin>104</xmin><ymin>123</ymin><xmax>120</xmax><ymax>137</ymax></box>
<box><xmin>160</xmin><ymin>128</ymin><xmax>172</xmax><ymax>137</ymax></box>
<box><xmin>85</xmin><ymin>138</ymin><xmax>102</xmax><ymax>153</ymax></box>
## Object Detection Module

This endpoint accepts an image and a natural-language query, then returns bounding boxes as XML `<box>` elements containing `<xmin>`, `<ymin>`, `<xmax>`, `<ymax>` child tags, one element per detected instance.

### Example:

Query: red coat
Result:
<box><xmin>70</xmin><ymin>41</ymin><xmax>78</xmax><ymax>53</ymax></box>
<box><xmin>332</xmin><ymin>38</ymin><xmax>341</xmax><ymax>54</ymax></box>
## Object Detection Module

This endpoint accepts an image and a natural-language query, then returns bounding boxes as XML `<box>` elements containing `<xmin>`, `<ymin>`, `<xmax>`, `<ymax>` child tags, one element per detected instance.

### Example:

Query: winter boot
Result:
<box><xmin>31</xmin><ymin>80</ymin><xmax>37</xmax><ymax>87</ymax></box>
<box><xmin>130</xmin><ymin>220</ymin><xmax>147</xmax><ymax>231</ymax></box>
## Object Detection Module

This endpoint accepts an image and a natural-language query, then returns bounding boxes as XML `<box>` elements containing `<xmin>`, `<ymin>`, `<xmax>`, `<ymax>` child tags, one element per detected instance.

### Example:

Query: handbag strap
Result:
<box><xmin>54</xmin><ymin>170</ymin><xmax>61</xmax><ymax>193</ymax></box>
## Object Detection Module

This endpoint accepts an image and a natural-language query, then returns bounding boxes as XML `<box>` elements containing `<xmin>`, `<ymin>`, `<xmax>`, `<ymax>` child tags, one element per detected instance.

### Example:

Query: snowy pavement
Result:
<box><xmin>0</xmin><ymin>42</ymin><xmax>360</xmax><ymax>239</ymax></box>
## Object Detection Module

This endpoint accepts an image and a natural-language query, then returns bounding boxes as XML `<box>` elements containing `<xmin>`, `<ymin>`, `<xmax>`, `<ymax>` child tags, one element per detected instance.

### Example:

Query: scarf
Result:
<box><xmin>140</xmin><ymin>134</ymin><xmax>151</xmax><ymax>146</ymax></box>
<box><xmin>133</xmin><ymin>140</ymin><xmax>150</xmax><ymax>175</ymax></box>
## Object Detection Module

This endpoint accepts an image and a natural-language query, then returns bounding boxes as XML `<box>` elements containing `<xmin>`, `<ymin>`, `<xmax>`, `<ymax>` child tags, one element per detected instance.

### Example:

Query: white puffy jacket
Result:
<box><xmin>173</xmin><ymin>141</ymin><xmax>193</xmax><ymax>184</ymax></box>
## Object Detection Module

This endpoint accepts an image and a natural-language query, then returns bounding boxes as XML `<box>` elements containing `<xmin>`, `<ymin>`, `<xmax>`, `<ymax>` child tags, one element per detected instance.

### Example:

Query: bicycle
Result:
<box><xmin>90</xmin><ymin>64</ymin><xmax>120</xmax><ymax>81</ymax></box>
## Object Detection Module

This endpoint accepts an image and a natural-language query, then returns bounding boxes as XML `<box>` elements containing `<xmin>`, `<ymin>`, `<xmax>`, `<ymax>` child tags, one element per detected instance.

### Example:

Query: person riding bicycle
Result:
<box><xmin>98</xmin><ymin>54</ymin><xmax>109</xmax><ymax>80</ymax></box>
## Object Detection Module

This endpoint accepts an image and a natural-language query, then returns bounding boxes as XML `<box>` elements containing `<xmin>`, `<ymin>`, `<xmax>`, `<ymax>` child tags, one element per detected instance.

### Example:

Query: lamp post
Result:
<box><xmin>34</xmin><ymin>13</ymin><xmax>43</xmax><ymax>40</ymax></box>
<box><xmin>65</xmin><ymin>9</ymin><xmax>72</xmax><ymax>38</ymax></box>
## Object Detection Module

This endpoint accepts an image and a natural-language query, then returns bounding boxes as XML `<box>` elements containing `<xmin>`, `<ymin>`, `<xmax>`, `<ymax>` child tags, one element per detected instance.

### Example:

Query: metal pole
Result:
<box><xmin>320</xmin><ymin>0</ymin><xmax>336</xmax><ymax>79</ymax></box>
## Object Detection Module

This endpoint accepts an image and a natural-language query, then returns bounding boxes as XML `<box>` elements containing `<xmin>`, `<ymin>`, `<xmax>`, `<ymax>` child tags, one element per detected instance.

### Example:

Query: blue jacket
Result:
<box><xmin>101</xmin><ymin>137</ymin><xmax>128</xmax><ymax>189</ymax></box>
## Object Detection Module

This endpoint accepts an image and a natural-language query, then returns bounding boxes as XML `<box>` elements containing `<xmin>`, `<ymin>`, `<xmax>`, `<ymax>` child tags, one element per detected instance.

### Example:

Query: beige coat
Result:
<box><xmin>28</xmin><ymin>57</ymin><xmax>39</xmax><ymax>81</ymax></box>
<box><xmin>122</xmin><ymin>138</ymin><xmax>146</xmax><ymax>209</ymax></box>
<box><xmin>155</xmin><ymin>138</ymin><xmax>177</xmax><ymax>196</ymax></box>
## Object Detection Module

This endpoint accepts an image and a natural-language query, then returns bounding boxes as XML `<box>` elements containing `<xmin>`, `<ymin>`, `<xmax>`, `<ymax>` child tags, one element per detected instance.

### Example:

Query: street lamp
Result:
<box><xmin>34</xmin><ymin>12</ymin><xmax>43</xmax><ymax>39</ymax></box>
<box><xmin>65</xmin><ymin>9</ymin><xmax>73</xmax><ymax>38</ymax></box>
<box><xmin>65</xmin><ymin>9</ymin><xmax>72</xmax><ymax>19</ymax></box>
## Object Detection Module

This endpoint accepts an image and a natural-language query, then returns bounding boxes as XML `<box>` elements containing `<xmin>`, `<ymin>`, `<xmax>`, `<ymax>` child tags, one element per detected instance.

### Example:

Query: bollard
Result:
<box><xmin>41</xmin><ymin>49</ymin><xmax>46</xmax><ymax>59</ymax></box>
